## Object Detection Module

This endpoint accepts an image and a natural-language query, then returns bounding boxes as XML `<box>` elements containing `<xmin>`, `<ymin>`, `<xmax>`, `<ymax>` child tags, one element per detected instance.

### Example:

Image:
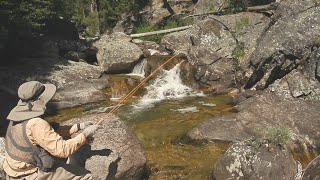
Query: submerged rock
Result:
<box><xmin>212</xmin><ymin>141</ymin><xmax>298</xmax><ymax>180</ymax></box>
<box><xmin>64</xmin><ymin>114</ymin><xmax>147</xmax><ymax>180</ymax></box>
<box><xmin>302</xmin><ymin>155</ymin><xmax>320</xmax><ymax>180</ymax></box>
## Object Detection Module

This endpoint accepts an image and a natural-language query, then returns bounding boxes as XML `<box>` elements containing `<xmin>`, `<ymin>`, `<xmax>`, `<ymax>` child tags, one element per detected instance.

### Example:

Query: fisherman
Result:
<box><xmin>3</xmin><ymin>81</ymin><xmax>98</xmax><ymax>180</ymax></box>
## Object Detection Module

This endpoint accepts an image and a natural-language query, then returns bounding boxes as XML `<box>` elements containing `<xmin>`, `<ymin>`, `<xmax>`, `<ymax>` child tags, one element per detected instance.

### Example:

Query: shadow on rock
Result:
<box><xmin>106</xmin><ymin>157</ymin><xmax>121</xmax><ymax>180</ymax></box>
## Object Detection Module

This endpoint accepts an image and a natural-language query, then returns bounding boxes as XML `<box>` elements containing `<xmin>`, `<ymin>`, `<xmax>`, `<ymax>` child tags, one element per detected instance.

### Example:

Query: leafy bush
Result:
<box><xmin>82</xmin><ymin>12</ymin><xmax>100</xmax><ymax>37</ymax></box>
<box><xmin>208</xmin><ymin>4</ymin><xmax>217</xmax><ymax>12</ymax></box>
<box><xmin>234</xmin><ymin>17</ymin><xmax>250</xmax><ymax>32</ymax></box>
<box><xmin>232</xmin><ymin>46</ymin><xmax>245</xmax><ymax>59</ymax></box>
<box><xmin>253</xmin><ymin>126</ymin><xmax>291</xmax><ymax>147</ymax></box>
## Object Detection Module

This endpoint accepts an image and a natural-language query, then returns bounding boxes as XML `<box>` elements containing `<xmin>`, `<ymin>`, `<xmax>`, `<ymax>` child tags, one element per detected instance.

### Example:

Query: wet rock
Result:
<box><xmin>0</xmin><ymin>137</ymin><xmax>5</xmax><ymax>179</ymax></box>
<box><xmin>187</xmin><ymin>115</ymin><xmax>251</xmax><ymax>142</ymax></box>
<box><xmin>212</xmin><ymin>141</ymin><xmax>298</xmax><ymax>180</ymax></box>
<box><xmin>94</xmin><ymin>32</ymin><xmax>143</xmax><ymax>73</ymax></box>
<box><xmin>187</xmin><ymin>92</ymin><xmax>320</xmax><ymax>148</ymax></box>
<box><xmin>302</xmin><ymin>155</ymin><xmax>320</xmax><ymax>180</ymax></box>
<box><xmin>232</xmin><ymin>90</ymin><xmax>260</xmax><ymax>105</ymax></box>
<box><xmin>63</xmin><ymin>114</ymin><xmax>146</xmax><ymax>180</ymax></box>
<box><xmin>245</xmin><ymin>2</ymin><xmax>320</xmax><ymax>99</ymax></box>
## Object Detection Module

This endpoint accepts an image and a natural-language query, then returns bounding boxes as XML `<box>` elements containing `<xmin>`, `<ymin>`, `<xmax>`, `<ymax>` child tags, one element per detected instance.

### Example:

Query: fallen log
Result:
<box><xmin>130</xmin><ymin>25</ymin><xmax>193</xmax><ymax>38</ymax></box>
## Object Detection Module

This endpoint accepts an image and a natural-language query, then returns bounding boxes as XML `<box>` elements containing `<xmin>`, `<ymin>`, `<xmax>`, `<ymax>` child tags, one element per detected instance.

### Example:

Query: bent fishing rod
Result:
<box><xmin>96</xmin><ymin>52</ymin><xmax>181</xmax><ymax>125</ymax></box>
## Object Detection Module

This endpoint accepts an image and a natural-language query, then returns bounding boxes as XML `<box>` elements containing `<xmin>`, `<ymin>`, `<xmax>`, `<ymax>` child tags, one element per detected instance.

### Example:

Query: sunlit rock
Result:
<box><xmin>64</xmin><ymin>114</ymin><xmax>147</xmax><ymax>179</ymax></box>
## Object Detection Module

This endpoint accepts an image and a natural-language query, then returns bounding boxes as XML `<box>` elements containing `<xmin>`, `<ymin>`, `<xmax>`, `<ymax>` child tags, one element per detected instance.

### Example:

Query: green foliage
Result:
<box><xmin>82</xmin><ymin>12</ymin><xmax>100</xmax><ymax>37</ymax></box>
<box><xmin>253</xmin><ymin>126</ymin><xmax>291</xmax><ymax>147</ymax></box>
<box><xmin>0</xmin><ymin>0</ymin><xmax>149</xmax><ymax>36</ymax></box>
<box><xmin>208</xmin><ymin>4</ymin><xmax>217</xmax><ymax>12</ymax></box>
<box><xmin>2</xmin><ymin>0</ymin><xmax>54</xmax><ymax>31</ymax></box>
<box><xmin>235</xmin><ymin>17</ymin><xmax>250</xmax><ymax>32</ymax></box>
<box><xmin>134</xmin><ymin>23</ymin><xmax>162</xmax><ymax>42</ymax></box>
<box><xmin>227</xmin><ymin>0</ymin><xmax>248</xmax><ymax>12</ymax></box>
<box><xmin>232</xmin><ymin>46</ymin><xmax>245</xmax><ymax>59</ymax></box>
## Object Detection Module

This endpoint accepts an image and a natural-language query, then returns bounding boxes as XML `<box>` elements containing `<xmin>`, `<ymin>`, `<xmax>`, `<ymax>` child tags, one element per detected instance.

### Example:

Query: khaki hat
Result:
<box><xmin>7</xmin><ymin>81</ymin><xmax>56</xmax><ymax>121</ymax></box>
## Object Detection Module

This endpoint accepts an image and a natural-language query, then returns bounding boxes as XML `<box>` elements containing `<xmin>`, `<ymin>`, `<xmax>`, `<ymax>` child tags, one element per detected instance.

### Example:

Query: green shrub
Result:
<box><xmin>208</xmin><ymin>4</ymin><xmax>217</xmax><ymax>12</ymax></box>
<box><xmin>253</xmin><ymin>126</ymin><xmax>291</xmax><ymax>147</ymax></box>
<box><xmin>82</xmin><ymin>12</ymin><xmax>99</xmax><ymax>37</ymax></box>
<box><xmin>232</xmin><ymin>46</ymin><xmax>245</xmax><ymax>59</ymax></box>
<box><xmin>235</xmin><ymin>17</ymin><xmax>250</xmax><ymax>32</ymax></box>
<box><xmin>265</xmin><ymin>126</ymin><xmax>291</xmax><ymax>145</ymax></box>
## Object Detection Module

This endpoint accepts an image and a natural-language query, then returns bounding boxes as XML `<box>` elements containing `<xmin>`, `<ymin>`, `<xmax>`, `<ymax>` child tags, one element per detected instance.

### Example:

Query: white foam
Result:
<box><xmin>129</xmin><ymin>59</ymin><xmax>147</xmax><ymax>77</ymax></box>
<box><xmin>137</xmin><ymin>62</ymin><xmax>203</xmax><ymax>107</ymax></box>
<box><xmin>173</xmin><ymin>106</ymin><xmax>199</xmax><ymax>113</ymax></box>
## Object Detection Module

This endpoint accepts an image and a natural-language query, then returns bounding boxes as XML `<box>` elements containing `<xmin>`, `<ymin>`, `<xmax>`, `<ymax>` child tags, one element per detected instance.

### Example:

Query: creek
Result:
<box><xmin>46</xmin><ymin>57</ymin><xmax>235</xmax><ymax>179</ymax></box>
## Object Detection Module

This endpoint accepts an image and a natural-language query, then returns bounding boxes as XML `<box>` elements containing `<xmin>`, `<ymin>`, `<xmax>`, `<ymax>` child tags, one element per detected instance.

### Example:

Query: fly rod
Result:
<box><xmin>97</xmin><ymin>53</ymin><xmax>180</xmax><ymax>125</ymax></box>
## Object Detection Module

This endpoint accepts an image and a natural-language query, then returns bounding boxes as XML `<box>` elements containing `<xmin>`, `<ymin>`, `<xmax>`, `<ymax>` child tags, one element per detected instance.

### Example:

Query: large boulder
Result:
<box><xmin>162</xmin><ymin>13</ymin><xmax>269</xmax><ymax>89</ymax></box>
<box><xmin>187</xmin><ymin>92</ymin><xmax>320</xmax><ymax>148</ymax></box>
<box><xmin>94</xmin><ymin>32</ymin><xmax>143</xmax><ymax>74</ymax></box>
<box><xmin>302</xmin><ymin>155</ymin><xmax>320</xmax><ymax>180</ymax></box>
<box><xmin>212</xmin><ymin>141</ymin><xmax>298</xmax><ymax>180</ymax></box>
<box><xmin>63</xmin><ymin>114</ymin><xmax>147</xmax><ymax>180</ymax></box>
<box><xmin>0</xmin><ymin>58</ymin><xmax>109</xmax><ymax>110</ymax></box>
<box><xmin>245</xmin><ymin>1</ymin><xmax>320</xmax><ymax>100</ymax></box>
<box><xmin>47</xmin><ymin>61</ymin><xmax>109</xmax><ymax>109</ymax></box>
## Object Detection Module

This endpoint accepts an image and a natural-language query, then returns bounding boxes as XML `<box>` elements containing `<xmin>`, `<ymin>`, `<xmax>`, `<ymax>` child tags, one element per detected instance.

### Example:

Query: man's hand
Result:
<box><xmin>82</xmin><ymin>124</ymin><xmax>98</xmax><ymax>138</ymax></box>
<box><xmin>78</xmin><ymin>121</ymin><xmax>94</xmax><ymax>131</ymax></box>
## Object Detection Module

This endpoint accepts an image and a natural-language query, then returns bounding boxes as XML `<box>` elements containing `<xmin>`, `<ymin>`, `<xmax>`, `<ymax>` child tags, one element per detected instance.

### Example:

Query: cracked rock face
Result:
<box><xmin>162</xmin><ymin>13</ymin><xmax>269</xmax><ymax>89</ymax></box>
<box><xmin>245</xmin><ymin>1</ymin><xmax>320</xmax><ymax>101</ymax></box>
<box><xmin>212</xmin><ymin>141</ymin><xmax>297</xmax><ymax>180</ymax></box>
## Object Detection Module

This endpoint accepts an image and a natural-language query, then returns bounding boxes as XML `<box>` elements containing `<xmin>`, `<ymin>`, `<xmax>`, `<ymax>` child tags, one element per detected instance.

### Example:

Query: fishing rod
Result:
<box><xmin>97</xmin><ymin>52</ymin><xmax>181</xmax><ymax>125</ymax></box>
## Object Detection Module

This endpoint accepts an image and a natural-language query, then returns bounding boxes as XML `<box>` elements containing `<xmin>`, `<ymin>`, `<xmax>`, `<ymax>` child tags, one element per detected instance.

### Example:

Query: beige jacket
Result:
<box><xmin>3</xmin><ymin>118</ymin><xmax>87</xmax><ymax>177</ymax></box>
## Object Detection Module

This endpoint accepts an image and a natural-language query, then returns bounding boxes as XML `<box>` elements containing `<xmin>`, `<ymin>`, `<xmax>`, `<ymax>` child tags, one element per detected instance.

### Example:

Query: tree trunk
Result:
<box><xmin>130</xmin><ymin>25</ymin><xmax>192</xmax><ymax>38</ymax></box>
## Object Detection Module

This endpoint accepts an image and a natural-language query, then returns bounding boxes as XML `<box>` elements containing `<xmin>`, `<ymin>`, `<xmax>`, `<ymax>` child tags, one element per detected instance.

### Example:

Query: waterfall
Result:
<box><xmin>130</xmin><ymin>59</ymin><xmax>147</xmax><ymax>77</ymax></box>
<box><xmin>137</xmin><ymin>62</ymin><xmax>203</xmax><ymax>106</ymax></box>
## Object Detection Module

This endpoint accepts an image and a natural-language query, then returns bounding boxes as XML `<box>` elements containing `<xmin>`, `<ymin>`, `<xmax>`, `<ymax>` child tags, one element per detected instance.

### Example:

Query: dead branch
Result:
<box><xmin>130</xmin><ymin>25</ymin><xmax>193</xmax><ymax>38</ymax></box>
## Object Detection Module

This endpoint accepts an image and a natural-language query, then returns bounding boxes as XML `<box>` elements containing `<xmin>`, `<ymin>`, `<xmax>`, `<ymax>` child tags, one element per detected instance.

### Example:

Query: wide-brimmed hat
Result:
<box><xmin>7</xmin><ymin>81</ymin><xmax>56</xmax><ymax>121</ymax></box>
